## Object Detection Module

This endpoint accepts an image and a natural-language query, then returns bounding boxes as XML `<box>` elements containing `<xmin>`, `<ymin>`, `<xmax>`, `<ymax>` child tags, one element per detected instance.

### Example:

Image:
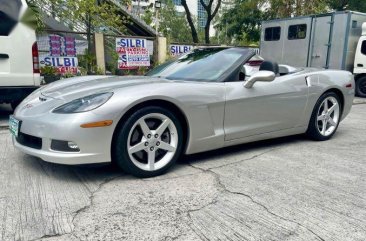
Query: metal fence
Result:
<box><xmin>36</xmin><ymin>30</ymin><xmax>97</xmax><ymax>82</ymax></box>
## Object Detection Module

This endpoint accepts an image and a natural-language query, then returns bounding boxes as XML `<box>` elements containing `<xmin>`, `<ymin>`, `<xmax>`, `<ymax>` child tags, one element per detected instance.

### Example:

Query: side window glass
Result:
<box><xmin>0</xmin><ymin>0</ymin><xmax>22</xmax><ymax>36</ymax></box>
<box><xmin>265</xmin><ymin>27</ymin><xmax>281</xmax><ymax>41</ymax></box>
<box><xmin>361</xmin><ymin>41</ymin><xmax>366</xmax><ymax>55</ymax></box>
<box><xmin>0</xmin><ymin>11</ymin><xmax>17</xmax><ymax>36</ymax></box>
<box><xmin>288</xmin><ymin>24</ymin><xmax>307</xmax><ymax>40</ymax></box>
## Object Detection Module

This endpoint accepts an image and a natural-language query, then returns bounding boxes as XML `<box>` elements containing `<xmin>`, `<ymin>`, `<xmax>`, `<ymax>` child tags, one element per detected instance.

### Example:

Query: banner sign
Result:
<box><xmin>116</xmin><ymin>38</ymin><xmax>150</xmax><ymax>70</ymax></box>
<box><xmin>49</xmin><ymin>35</ymin><xmax>77</xmax><ymax>57</ymax></box>
<box><xmin>170</xmin><ymin>44</ymin><xmax>193</xmax><ymax>56</ymax></box>
<box><xmin>40</xmin><ymin>55</ymin><xmax>79</xmax><ymax>74</ymax></box>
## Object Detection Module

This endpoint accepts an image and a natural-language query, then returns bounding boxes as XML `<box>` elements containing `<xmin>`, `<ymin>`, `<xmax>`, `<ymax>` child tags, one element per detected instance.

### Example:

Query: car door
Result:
<box><xmin>224</xmin><ymin>73</ymin><xmax>309</xmax><ymax>141</ymax></box>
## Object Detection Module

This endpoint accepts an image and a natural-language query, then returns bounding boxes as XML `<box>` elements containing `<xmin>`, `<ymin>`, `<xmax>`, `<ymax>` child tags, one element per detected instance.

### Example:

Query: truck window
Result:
<box><xmin>288</xmin><ymin>24</ymin><xmax>307</xmax><ymax>40</ymax></box>
<box><xmin>362</xmin><ymin>41</ymin><xmax>366</xmax><ymax>55</ymax></box>
<box><xmin>265</xmin><ymin>27</ymin><xmax>281</xmax><ymax>41</ymax></box>
<box><xmin>0</xmin><ymin>11</ymin><xmax>17</xmax><ymax>36</ymax></box>
<box><xmin>0</xmin><ymin>0</ymin><xmax>22</xmax><ymax>36</ymax></box>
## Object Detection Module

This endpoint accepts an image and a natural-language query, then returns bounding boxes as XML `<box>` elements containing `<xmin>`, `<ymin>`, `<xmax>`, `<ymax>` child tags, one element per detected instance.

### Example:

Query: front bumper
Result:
<box><xmin>12</xmin><ymin>112</ymin><xmax>115</xmax><ymax>165</ymax></box>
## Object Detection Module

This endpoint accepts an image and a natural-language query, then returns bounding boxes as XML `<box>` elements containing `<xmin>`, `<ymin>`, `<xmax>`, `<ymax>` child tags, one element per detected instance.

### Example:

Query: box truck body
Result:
<box><xmin>260</xmin><ymin>11</ymin><xmax>366</xmax><ymax>97</ymax></box>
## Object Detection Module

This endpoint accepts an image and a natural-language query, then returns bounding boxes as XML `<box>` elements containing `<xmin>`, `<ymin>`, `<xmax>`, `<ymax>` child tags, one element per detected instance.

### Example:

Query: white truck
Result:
<box><xmin>260</xmin><ymin>11</ymin><xmax>366</xmax><ymax>97</ymax></box>
<box><xmin>0</xmin><ymin>0</ymin><xmax>41</xmax><ymax>110</ymax></box>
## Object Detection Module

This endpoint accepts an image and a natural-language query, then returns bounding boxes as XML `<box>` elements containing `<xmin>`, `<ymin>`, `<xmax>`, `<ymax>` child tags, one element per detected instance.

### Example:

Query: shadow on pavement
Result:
<box><xmin>181</xmin><ymin>134</ymin><xmax>306</xmax><ymax>164</ymax></box>
<box><xmin>13</xmin><ymin>129</ymin><xmax>308</xmax><ymax>182</ymax></box>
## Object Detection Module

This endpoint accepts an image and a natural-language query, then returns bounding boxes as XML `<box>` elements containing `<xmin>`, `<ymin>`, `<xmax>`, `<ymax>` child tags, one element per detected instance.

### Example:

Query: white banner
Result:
<box><xmin>116</xmin><ymin>38</ymin><xmax>151</xmax><ymax>69</ymax></box>
<box><xmin>170</xmin><ymin>44</ymin><xmax>193</xmax><ymax>56</ymax></box>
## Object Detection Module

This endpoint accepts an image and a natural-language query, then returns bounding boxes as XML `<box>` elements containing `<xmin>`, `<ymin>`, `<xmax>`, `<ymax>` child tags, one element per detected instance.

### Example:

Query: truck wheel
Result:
<box><xmin>356</xmin><ymin>77</ymin><xmax>366</xmax><ymax>98</ymax></box>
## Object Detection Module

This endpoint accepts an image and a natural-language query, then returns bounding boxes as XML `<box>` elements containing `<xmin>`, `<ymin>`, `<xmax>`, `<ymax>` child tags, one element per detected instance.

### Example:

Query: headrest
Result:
<box><xmin>259</xmin><ymin>61</ymin><xmax>279</xmax><ymax>75</ymax></box>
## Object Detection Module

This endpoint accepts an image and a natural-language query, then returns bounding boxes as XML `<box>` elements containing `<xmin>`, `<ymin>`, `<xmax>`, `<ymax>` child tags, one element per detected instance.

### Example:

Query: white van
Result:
<box><xmin>0</xmin><ymin>0</ymin><xmax>41</xmax><ymax>110</ymax></box>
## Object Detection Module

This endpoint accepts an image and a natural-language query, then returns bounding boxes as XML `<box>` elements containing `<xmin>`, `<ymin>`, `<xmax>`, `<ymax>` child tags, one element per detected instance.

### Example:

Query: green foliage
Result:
<box><xmin>142</xmin><ymin>8</ymin><xmax>154</xmax><ymax>26</ymax></box>
<box><xmin>327</xmin><ymin>0</ymin><xmax>366</xmax><ymax>12</ymax></box>
<box><xmin>216</xmin><ymin>0</ymin><xmax>264</xmax><ymax>45</ymax></box>
<box><xmin>159</xmin><ymin>1</ymin><xmax>191</xmax><ymax>43</ymax></box>
<box><xmin>262</xmin><ymin>0</ymin><xmax>327</xmax><ymax>18</ymax></box>
<box><xmin>24</xmin><ymin>0</ymin><xmax>45</xmax><ymax>31</ymax></box>
<box><xmin>142</xmin><ymin>0</ymin><xmax>192</xmax><ymax>43</ymax></box>
<box><xmin>40</xmin><ymin>65</ymin><xmax>58</xmax><ymax>75</ymax></box>
<box><xmin>43</xmin><ymin>0</ymin><xmax>127</xmax><ymax>32</ymax></box>
<box><xmin>77</xmin><ymin>50</ymin><xmax>104</xmax><ymax>75</ymax></box>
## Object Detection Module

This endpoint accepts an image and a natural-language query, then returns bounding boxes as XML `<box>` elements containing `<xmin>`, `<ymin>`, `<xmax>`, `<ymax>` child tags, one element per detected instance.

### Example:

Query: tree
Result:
<box><xmin>199</xmin><ymin>0</ymin><xmax>222</xmax><ymax>44</ymax></box>
<box><xmin>181</xmin><ymin>0</ymin><xmax>222</xmax><ymax>43</ymax></box>
<box><xmin>216</xmin><ymin>0</ymin><xmax>265</xmax><ymax>44</ymax></box>
<box><xmin>327</xmin><ymin>0</ymin><xmax>366</xmax><ymax>12</ymax></box>
<box><xmin>181</xmin><ymin>0</ymin><xmax>199</xmax><ymax>43</ymax></box>
<box><xmin>262</xmin><ymin>0</ymin><xmax>327</xmax><ymax>18</ymax></box>
<box><xmin>157</xmin><ymin>0</ymin><xmax>192</xmax><ymax>43</ymax></box>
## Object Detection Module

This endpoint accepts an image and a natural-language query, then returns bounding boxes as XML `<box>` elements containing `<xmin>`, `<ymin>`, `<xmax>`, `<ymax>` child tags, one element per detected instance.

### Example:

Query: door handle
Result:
<box><xmin>357</xmin><ymin>63</ymin><xmax>364</xmax><ymax>67</ymax></box>
<box><xmin>0</xmin><ymin>54</ymin><xmax>9</xmax><ymax>59</ymax></box>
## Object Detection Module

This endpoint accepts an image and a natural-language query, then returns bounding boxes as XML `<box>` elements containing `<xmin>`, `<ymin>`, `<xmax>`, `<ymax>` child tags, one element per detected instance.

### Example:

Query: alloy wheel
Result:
<box><xmin>127</xmin><ymin>113</ymin><xmax>178</xmax><ymax>171</ymax></box>
<box><xmin>316</xmin><ymin>96</ymin><xmax>340</xmax><ymax>137</ymax></box>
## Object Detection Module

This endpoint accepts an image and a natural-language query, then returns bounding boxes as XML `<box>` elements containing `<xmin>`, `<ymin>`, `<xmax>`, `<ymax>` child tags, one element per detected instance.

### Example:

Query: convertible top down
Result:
<box><xmin>11</xmin><ymin>47</ymin><xmax>355</xmax><ymax>177</ymax></box>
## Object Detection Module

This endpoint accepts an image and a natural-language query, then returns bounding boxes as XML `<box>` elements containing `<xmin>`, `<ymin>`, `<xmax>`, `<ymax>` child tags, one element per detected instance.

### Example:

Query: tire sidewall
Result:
<box><xmin>356</xmin><ymin>77</ymin><xmax>366</xmax><ymax>98</ymax></box>
<box><xmin>307</xmin><ymin>92</ymin><xmax>341</xmax><ymax>141</ymax></box>
<box><xmin>113</xmin><ymin>106</ymin><xmax>184</xmax><ymax>178</ymax></box>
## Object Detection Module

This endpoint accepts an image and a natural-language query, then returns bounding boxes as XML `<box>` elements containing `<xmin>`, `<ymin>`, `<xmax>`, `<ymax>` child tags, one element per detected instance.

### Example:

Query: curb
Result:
<box><xmin>353</xmin><ymin>97</ymin><xmax>366</xmax><ymax>104</ymax></box>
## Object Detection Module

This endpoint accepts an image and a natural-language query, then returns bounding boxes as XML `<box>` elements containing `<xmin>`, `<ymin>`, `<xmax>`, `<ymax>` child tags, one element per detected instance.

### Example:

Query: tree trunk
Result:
<box><xmin>181</xmin><ymin>0</ymin><xmax>199</xmax><ymax>43</ymax></box>
<box><xmin>205</xmin><ymin>20</ymin><xmax>210</xmax><ymax>44</ymax></box>
<box><xmin>86</xmin><ymin>13</ymin><xmax>92</xmax><ymax>73</ymax></box>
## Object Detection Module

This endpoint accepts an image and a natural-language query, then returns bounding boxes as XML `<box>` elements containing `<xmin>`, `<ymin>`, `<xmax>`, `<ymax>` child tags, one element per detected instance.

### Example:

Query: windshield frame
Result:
<box><xmin>146</xmin><ymin>47</ymin><xmax>255</xmax><ymax>83</ymax></box>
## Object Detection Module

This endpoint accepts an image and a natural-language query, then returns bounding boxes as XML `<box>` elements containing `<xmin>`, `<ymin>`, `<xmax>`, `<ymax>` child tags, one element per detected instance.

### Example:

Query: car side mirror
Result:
<box><xmin>243</xmin><ymin>71</ymin><xmax>275</xmax><ymax>88</ymax></box>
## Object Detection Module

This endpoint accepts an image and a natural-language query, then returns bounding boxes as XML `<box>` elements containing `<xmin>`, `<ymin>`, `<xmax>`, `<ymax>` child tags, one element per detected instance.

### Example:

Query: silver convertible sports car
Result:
<box><xmin>11</xmin><ymin>47</ymin><xmax>355</xmax><ymax>177</ymax></box>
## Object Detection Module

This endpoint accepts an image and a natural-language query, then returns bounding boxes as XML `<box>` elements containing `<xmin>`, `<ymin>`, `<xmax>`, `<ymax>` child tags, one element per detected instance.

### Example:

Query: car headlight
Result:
<box><xmin>53</xmin><ymin>92</ymin><xmax>113</xmax><ymax>113</ymax></box>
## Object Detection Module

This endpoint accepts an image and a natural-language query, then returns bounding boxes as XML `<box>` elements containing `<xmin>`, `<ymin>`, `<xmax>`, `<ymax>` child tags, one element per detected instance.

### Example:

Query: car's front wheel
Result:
<box><xmin>113</xmin><ymin>106</ymin><xmax>183</xmax><ymax>178</ymax></box>
<box><xmin>306</xmin><ymin>92</ymin><xmax>341</xmax><ymax>141</ymax></box>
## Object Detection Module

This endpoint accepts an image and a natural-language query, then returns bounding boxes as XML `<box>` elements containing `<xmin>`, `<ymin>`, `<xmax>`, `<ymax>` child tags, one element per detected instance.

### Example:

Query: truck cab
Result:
<box><xmin>0</xmin><ymin>0</ymin><xmax>40</xmax><ymax>110</ymax></box>
<box><xmin>354</xmin><ymin>22</ymin><xmax>366</xmax><ymax>97</ymax></box>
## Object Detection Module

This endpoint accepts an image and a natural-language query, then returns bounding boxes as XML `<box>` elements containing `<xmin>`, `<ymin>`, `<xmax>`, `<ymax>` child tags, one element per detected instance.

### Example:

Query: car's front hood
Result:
<box><xmin>41</xmin><ymin>75</ymin><xmax>169</xmax><ymax>101</ymax></box>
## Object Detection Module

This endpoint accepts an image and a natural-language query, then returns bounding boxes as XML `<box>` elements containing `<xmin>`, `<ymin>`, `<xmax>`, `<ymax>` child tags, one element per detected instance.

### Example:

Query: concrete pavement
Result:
<box><xmin>0</xmin><ymin>104</ymin><xmax>365</xmax><ymax>241</ymax></box>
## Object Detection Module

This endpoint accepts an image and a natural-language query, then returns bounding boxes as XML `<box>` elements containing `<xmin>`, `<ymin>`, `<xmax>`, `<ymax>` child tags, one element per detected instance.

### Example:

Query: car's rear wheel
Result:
<box><xmin>113</xmin><ymin>106</ymin><xmax>183</xmax><ymax>178</ymax></box>
<box><xmin>306</xmin><ymin>92</ymin><xmax>341</xmax><ymax>141</ymax></box>
<box><xmin>356</xmin><ymin>76</ymin><xmax>366</xmax><ymax>98</ymax></box>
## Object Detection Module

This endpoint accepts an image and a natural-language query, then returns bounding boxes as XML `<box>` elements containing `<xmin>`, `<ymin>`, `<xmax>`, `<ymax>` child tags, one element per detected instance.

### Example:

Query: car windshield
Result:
<box><xmin>146</xmin><ymin>48</ymin><xmax>250</xmax><ymax>81</ymax></box>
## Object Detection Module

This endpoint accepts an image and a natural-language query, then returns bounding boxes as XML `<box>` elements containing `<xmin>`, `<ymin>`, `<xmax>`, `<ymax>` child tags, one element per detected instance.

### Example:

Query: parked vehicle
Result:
<box><xmin>260</xmin><ymin>11</ymin><xmax>366</xmax><ymax>97</ymax></box>
<box><xmin>0</xmin><ymin>0</ymin><xmax>41</xmax><ymax>110</ymax></box>
<box><xmin>10</xmin><ymin>47</ymin><xmax>354</xmax><ymax>177</ymax></box>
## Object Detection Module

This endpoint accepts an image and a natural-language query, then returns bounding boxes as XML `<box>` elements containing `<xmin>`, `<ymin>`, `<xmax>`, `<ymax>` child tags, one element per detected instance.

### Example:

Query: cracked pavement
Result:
<box><xmin>0</xmin><ymin>104</ymin><xmax>365</xmax><ymax>241</ymax></box>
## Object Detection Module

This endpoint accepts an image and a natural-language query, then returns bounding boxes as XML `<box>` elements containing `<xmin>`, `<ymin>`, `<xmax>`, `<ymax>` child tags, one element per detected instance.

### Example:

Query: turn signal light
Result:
<box><xmin>80</xmin><ymin>120</ymin><xmax>113</xmax><ymax>128</ymax></box>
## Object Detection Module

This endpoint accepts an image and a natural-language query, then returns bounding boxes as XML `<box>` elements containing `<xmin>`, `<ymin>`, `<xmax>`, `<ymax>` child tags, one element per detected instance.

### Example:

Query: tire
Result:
<box><xmin>112</xmin><ymin>106</ymin><xmax>183</xmax><ymax>178</ymax></box>
<box><xmin>306</xmin><ymin>92</ymin><xmax>342</xmax><ymax>141</ymax></box>
<box><xmin>356</xmin><ymin>77</ymin><xmax>366</xmax><ymax>98</ymax></box>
